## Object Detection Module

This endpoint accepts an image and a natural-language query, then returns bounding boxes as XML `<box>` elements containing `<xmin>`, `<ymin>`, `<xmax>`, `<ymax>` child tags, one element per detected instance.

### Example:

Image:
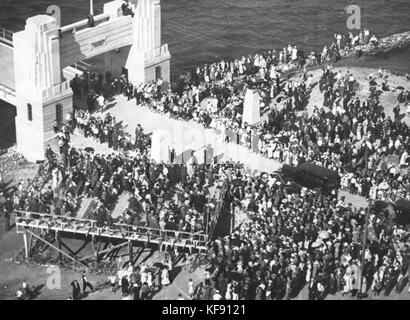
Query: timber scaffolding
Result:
<box><xmin>14</xmin><ymin>179</ymin><xmax>229</xmax><ymax>266</ymax></box>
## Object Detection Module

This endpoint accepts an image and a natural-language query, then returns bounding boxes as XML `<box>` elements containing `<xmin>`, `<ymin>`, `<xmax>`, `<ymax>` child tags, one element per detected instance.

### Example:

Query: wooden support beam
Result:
<box><xmin>28</xmin><ymin>231</ymin><xmax>33</xmax><ymax>255</ymax></box>
<box><xmin>23</xmin><ymin>231</ymin><xmax>29</xmax><ymax>259</ymax></box>
<box><xmin>91</xmin><ymin>235</ymin><xmax>98</xmax><ymax>262</ymax></box>
<box><xmin>79</xmin><ymin>241</ymin><xmax>128</xmax><ymax>262</ymax></box>
<box><xmin>96</xmin><ymin>236</ymin><xmax>103</xmax><ymax>262</ymax></box>
<box><xmin>59</xmin><ymin>240</ymin><xmax>77</xmax><ymax>257</ymax></box>
<box><xmin>96</xmin><ymin>236</ymin><xmax>102</xmax><ymax>253</ymax></box>
<box><xmin>128</xmin><ymin>240</ymin><xmax>133</xmax><ymax>266</ymax></box>
<box><xmin>56</xmin><ymin>231</ymin><xmax>62</xmax><ymax>263</ymax></box>
<box><xmin>26</xmin><ymin>229</ymin><xmax>87</xmax><ymax>267</ymax></box>
<box><xmin>73</xmin><ymin>239</ymin><xmax>91</xmax><ymax>256</ymax></box>
<box><xmin>108</xmin><ymin>248</ymin><xmax>115</xmax><ymax>261</ymax></box>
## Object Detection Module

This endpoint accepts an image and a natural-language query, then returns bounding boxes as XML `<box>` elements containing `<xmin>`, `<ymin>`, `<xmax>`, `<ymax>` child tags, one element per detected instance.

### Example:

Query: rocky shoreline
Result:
<box><xmin>353</xmin><ymin>31</ymin><xmax>410</xmax><ymax>56</ymax></box>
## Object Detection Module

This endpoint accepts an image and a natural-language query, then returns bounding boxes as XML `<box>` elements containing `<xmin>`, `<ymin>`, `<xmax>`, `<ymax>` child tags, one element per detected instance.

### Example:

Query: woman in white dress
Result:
<box><xmin>225</xmin><ymin>283</ymin><xmax>232</xmax><ymax>300</ymax></box>
<box><xmin>140</xmin><ymin>271</ymin><xmax>148</xmax><ymax>285</ymax></box>
<box><xmin>52</xmin><ymin>168</ymin><xmax>59</xmax><ymax>193</ymax></box>
<box><xmin>188</xmin><ymin>279</ymin><xmax>194</xmax><ymax>298</ymax></box>
<box><xmin>147</xmin><ymin>271</ymin><xmax>153</xmax><ymax>288</ymax></box>
<box><xmin>305</xmin><ymin>261</ymin><xmax>312</xmax><ymax>285</ymax></box>
<box><xmin>161</xmin><ymin>267</ymin><xmax>170</xmax><ymax>286</ymax></box>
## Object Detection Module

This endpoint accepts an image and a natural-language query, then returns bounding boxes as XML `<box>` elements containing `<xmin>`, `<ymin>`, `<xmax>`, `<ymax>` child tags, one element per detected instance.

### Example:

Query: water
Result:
<box><xmin>1</xmin><ymin>1</ymin><xmax>410</xmax><ymax>149</ymax></box>
<box><xmin>0</xmin><ymin>0</ymin><xmax>410</xmax><ymax>73</ymax></box>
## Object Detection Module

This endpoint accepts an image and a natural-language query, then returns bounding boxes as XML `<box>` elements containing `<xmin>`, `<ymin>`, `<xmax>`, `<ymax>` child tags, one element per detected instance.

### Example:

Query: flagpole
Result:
<box><xmin>358</xmin><ymin>198</ymin><xmax>371</xmax><ymax>300</ymax></box>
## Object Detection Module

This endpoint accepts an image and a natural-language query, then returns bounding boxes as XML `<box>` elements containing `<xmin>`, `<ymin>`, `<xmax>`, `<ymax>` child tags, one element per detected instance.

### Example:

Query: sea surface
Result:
<box><xmin>1</xmin><ymin>0</ymin><xmax>410</xmax><ymax>74</ymax></box>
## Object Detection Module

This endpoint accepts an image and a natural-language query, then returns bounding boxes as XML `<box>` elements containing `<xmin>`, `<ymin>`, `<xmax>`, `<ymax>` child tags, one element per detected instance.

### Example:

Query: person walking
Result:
<box><xmin>97</xmin><ymin>93</ymin><xmax>105</xmax><ymax>112</ymax></box>
<box><xmin>71</xmin><ymin>280</ymin><xmax>81</xmax><ymax>300</ymax></box>
<box><xmin>81</xmin><ymin>272</ymin><xmax>94</xmax><ymax>295</ymax></box>
<box><xmin>188</xmin><ymin>278</ymin><xmax>194</xmax><ymax>298</ymax></box>
<box><xmin>21</xmin><ymin>282</ymin><xmax>33</xmax><ymax>300</ymax></box>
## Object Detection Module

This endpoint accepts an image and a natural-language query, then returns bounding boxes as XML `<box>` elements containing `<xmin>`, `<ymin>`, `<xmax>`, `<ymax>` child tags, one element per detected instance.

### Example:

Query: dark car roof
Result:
<box><xmin>297</xmin><ymin>162</ymin><xmax>339</xmax><ymax>180</ymax></box>
<box><xmin>394</xmin><ymin>199</ymin><xmax>410</xmax><ymax>212</ymax></box>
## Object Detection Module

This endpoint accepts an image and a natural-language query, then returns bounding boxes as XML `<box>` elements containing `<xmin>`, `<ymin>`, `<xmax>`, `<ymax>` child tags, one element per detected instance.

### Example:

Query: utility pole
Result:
<box><xmin>358</xmin><ymin>198</ymin><xmax>372</xmax><ymax>299</ymax></box>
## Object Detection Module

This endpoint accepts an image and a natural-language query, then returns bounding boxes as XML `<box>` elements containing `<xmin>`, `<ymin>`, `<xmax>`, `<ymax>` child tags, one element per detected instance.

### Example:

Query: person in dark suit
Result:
<box><xmin>4</xmin><ymin>195</ymin><xmax>13</xmax><ymax>231</ymax></box>
<box><xmin>140</xmin><ymin>282</ymin><xmax>150</xmax><ymax>300</ymax></box>
<box><xmin>81</xmin><ymin>272</ymin><xmax>94</xmax><ymax>295</ymax></box>
<box><xmin>70</xmin><ymin>280</ymin><xmax>81</xmax><ymax>300</ymax></box>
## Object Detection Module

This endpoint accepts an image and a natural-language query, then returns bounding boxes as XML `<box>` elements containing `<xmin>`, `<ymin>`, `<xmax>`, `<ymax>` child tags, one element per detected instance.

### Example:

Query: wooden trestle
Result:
<box><xmin>15</xmin><ymin>210</ymin><xmax>209</xmax><ymax>266</ymax></box>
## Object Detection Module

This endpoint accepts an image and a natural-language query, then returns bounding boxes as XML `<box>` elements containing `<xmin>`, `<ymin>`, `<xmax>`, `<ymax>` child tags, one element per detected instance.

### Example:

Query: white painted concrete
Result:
<box><xmin>5</xmin><ymin>0</ymin><xmax>170</xmax><ymax>162</ymax></box>
<box><xmin>100</xmin><ymin>95</ymin><xmax>282</xmax><ymax>173</ymax></box>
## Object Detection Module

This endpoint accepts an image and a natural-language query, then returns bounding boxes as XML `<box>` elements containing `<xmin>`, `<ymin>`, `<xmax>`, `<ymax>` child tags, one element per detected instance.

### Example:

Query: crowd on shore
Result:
<box><xmin>256</xmin><ymin>67</ymin><xmax>410</xmax><ymax>202</ymax></box>
<box><xmin>191</xmin><ymin>169</ymin><xmax>410</xmax><ymax>300</ymax></box>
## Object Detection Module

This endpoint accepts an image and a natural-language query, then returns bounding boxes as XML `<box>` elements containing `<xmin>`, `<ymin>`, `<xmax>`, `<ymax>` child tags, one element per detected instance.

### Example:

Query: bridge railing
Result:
<box><xmin>59</xmin><ymin>13</ymin><xmax>111</xmax><ymax>35</ymax></box>
<box><xmin>0</xmin><ymin>27</ymin><xmax>13</xmax><ymax>46</ymax></box>
<box><xmin>42</xmin><ymin>81</ymin><xmax>71</xmax><ymax>99</ymax></box>
<box><xmin>72</xmin><ymin>60</ymin><xmax>92</xmax><ymax>73</ymax></box>
<box><xmin>14</xmin><ymin>210</ymin><xmax>209</xmax><ymax>250</ymax></box>
<box><xmin>0</xmin><ymin>83</ymin><xmax>16</xmax><ymax>104</ymax></box>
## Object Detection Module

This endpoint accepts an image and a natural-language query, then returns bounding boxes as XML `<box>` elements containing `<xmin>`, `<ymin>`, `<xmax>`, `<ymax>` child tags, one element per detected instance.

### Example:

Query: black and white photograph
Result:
<box><xmin>0</xmin><ymin>0</ymin><xmax>410</xmax><ymax>307</ymax></box>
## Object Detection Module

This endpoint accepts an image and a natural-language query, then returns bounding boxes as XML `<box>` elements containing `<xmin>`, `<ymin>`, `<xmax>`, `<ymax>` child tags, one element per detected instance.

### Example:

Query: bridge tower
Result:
<box><xmin>124</xmin><ymin>0</ymin><xmax>171</xmax><ymax>84</ymax></box>
<box><xmin>13</xmin><ymin>15</ymin><xmax>72</xmax><ymax>162</ymax></box>
<box><xmin>10</xmin><ymin>0</ymin><xmax>170</xmax><ymax>162</ymax></box>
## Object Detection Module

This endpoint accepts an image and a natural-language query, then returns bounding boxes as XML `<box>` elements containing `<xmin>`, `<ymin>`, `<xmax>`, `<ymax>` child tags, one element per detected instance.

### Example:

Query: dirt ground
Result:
<box><xmin>302</xmin><ymin>66</ymin><xmax>410</xmax><ymax>123</ymax></box>
<box><xmin>0</xmin><ymin>211</ymin><xmax>205</xmax><ymax>300</ymax></box>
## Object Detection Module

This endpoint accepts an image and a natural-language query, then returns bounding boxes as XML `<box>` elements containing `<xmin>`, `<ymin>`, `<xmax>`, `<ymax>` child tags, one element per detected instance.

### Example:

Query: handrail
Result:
<box><xmin>60</xmin><ymin>13</ymin><xmax>111</xmax><ymax>34</ymax></box>
<box><xmin>0</xmin><ymin>83</ymin><xmax>16</xmax><ymax>95</ymax></box>
<box><xmin>0</xmin><ymin>83</ymin><xmax>16</xmax><ymax>103</ymax></box>
<box><xmin>14</xmin><ymin>210</ymin><xmax>208</xmax><ymax>243</ymax></box>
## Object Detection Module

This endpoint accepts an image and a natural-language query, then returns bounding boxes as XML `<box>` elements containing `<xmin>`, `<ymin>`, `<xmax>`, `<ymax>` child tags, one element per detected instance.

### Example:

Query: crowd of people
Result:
<box><xmin>108</xmin><ymin>259</ymin><xmax>173</xmax><ymax>300</ymax></box>
<box><xmin>191</xmin><ymin>168</ymin><xmax>410</xmax><ymax>300</ymax></box>
<box><xmin>8</xmin><ymin>27</ymin><xmax>410</xmax><ymax>301</ymax></box>
<box><xmin>67</xmin><ymin>27</ymin><xmax>407</xmax><ymax>204</ymax></box>
<box><xmin>255</xmin><ymin>67</ymin><xmax>410</xmax><ymax>202</ymax></box>
<box><xmin>70</xmin><ymin>27</ymin><xmax>375</xmax><ymax>127</ymax></box>
<box><xmin>10</xmin><ymin>107</ymin><xmax>233</xmax><ymax>238</ymax></box>
<box><xmin>134</xmin><ymin>50</ymin><xmax>405</xmax><ymax>202</ymax></box>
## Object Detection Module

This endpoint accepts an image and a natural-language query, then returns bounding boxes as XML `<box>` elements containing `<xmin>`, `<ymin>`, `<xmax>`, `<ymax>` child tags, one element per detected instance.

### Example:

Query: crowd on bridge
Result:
<box><xmin>8</xmin><ymin>106</ymin><xmax>237</xmax><ymax>242</ymax></box>
<box><xmin>68</xmin><ymin>25</ymin><xmax>410</xmax><ymax>202</ymax></box>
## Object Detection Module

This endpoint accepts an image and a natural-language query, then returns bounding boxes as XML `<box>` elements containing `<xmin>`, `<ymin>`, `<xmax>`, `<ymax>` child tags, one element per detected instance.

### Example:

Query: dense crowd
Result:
<box><xmin>68</xmin><ymin>27</ymin><xmax>407</xmax><ymax>203</ymax></box>
<box><xmin>7</xmin><ymin>27</ymin><xmax>410</xmax><ymax>301</ymax></box>
<box><xmin>192</xmin><ymin>169</ymin><xmax>410</xmax><ymax>300</ymax></box>
<box><xmin>256</xmin><ymin>67</ymin><xmax>410</xmax><ymax>202</ymax></box>
<box><xmin>10</xmin><ymin>108</ymin><xmax>232</xmax><ymax>237</ymax></box>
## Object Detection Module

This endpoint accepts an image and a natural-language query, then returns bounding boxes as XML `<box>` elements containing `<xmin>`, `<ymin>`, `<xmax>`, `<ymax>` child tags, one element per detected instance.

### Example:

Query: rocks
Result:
<box><xmin>347</xmin><ymin>31</ymin><xmax>410</xmax><ymax>57</ymax></box>
<box><xmin>0</xmin><ymin>147</ymin><xmax>27</xmax><ymax>175</ymax></box>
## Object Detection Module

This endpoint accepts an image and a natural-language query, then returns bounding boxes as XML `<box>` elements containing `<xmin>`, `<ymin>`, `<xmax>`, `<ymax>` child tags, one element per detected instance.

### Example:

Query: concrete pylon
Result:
<box><xmin>125</xmin><ymin>0</ymin><xmax>170</xmax><ymax>85</ymax></box>
<box><xmin>13</xmin><ymin>15</ymin><xmax>73</xmax><ymax>161</ymax></box>
<box><xmin>242</xmin><ymin>89</ymin><xmax>261</xmax><ymax>126</ymax></box>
